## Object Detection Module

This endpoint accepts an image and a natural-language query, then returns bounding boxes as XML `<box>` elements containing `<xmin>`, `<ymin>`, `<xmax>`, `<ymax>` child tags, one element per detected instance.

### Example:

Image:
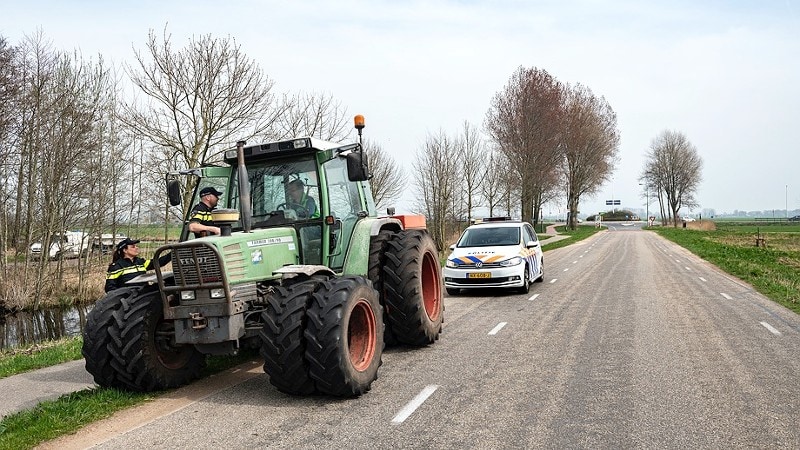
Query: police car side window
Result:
<box><xmin>524</xmin><ymin>225</ymin><xmax>537</xmax><ymax>243</ymax></box>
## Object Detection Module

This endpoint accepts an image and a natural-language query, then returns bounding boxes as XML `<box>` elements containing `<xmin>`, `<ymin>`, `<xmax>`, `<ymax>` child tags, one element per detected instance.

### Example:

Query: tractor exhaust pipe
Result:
<box><xmin>236</xmin><ymin>140</ymin><xmax>252</xmax><ymax>233</ymax></box>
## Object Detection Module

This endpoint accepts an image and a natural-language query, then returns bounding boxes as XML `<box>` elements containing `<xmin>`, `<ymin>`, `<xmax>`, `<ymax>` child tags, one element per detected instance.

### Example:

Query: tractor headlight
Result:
<box><xmin>210</xmin><ymin>288</ymin><xmax>225</xmax><ymax>299</ymax></box>
<box><xmin>499</xmin><ymin>257</ymin><xmax>523</xmax><ymax>267</ymax></box>
<box><xmin>180</xmin><ymin>291</ymin><xmax>196</xmax><ymax>300</ymax></box>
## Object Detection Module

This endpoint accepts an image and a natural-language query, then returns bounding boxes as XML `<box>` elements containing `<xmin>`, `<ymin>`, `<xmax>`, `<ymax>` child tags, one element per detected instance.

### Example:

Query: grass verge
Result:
<box><xmin>0</xmin><ymin>348</ymin><xmax>258</xmax><ymax>450</ymax></box>
<box><xmin>654</xmin><ymin>227</ymin><xmax>800</xmax><ymax>315</ymax></box>
<box><xmin>542</xmin><ymin>225</ymin><xmax>605</xmax><ymax>251</ymax></box>
<box><xmin>0</xmin><ymin>337</ymin><xmax>83</xmax><ymax>379</ymax></box>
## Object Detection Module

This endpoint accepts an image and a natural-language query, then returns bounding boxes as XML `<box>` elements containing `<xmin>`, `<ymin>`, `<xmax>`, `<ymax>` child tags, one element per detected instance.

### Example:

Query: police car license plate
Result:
<box><xmin>468</xmin><ymin>272</ymin><xmax>491</xmax><ymax>279</ymax></box>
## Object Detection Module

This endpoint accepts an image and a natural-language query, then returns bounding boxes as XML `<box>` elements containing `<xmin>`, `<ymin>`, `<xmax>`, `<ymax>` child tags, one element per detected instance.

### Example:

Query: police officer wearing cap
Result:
<box><xmin>104</xmin><ymin>238</ymin><xmax>172</xmax><ymax>293</ymax></box>
<box><xmin>189</xmin><ymin>186</ymin><xmax>223</xmax><ymax>238</ymax></box>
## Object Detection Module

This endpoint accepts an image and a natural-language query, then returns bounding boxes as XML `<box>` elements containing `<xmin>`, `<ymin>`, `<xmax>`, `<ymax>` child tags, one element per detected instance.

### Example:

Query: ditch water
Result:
<box><xmin>0</xmin><ymin>305</ymin><xmax>92</xmax><ymax>350</ymax></box>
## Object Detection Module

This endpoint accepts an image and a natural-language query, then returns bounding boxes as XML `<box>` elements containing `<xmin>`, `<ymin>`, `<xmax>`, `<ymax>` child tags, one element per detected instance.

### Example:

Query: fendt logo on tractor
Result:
<box><xmin>82</xmin><ymin>115</ymin><xmax>444</xmax><ymax>397</ymax></box>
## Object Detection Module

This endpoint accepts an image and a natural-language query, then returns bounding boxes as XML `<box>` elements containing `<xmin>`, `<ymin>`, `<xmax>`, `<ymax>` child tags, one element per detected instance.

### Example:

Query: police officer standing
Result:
<box><xmin>189</xmin><ymin>186</ymin><xmax>223</xmax><ymax>238</ymax></box>
<box><xmin>105</xmin><ymin>238</ymin><xmax>172</xmax><ymax>293</ymax></box>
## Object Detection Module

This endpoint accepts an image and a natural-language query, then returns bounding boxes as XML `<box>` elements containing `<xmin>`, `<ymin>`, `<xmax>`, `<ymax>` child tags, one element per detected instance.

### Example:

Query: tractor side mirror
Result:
<box><xmin>346</xmin><ymin>152</ymin><xmax>369</xmax><ymax>182</ymax></box>
<box><xmin>167</xmin><ymin>179</ymin><xmax>182</xmax><ymax>206</ymax></box>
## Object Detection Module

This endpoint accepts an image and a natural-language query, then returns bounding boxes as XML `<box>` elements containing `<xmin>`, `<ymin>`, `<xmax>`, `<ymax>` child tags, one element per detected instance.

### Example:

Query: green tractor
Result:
<box><xmin>82</xmin><ymin>116</ymin><xmax>443</xmax><ymax>397</ymax></box>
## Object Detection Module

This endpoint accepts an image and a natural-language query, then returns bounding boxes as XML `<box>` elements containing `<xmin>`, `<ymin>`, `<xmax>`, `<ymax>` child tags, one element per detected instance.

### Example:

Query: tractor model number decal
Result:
<box><xmin>247</xmin><ymin>236</ymin><xmax>294</xmax><ymax>247</ymax></box>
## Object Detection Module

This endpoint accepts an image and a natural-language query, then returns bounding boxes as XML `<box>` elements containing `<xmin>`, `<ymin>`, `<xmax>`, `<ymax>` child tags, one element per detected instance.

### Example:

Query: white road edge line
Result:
<box><xmin>760</xmin><ymin>322</ymin><xmax>781</xmax><ymax>335</ymax></box>
<box><xmin>392</xmin><ymin>385</ymin><xmax>440</xmax><ymax>424</ymax></box>
<box><xmin>720</xmin><ymin>293</ymin><xmax>733</xmax><ymax>300</ymax></box>
<box><xmin>488</xmin><ymin>322</ymin><xmax>507</xmax><ymax>335</ymax></box>
<box><xmin>528</xmin><ymin>294</ymin><xmax>540</xmax><ymax>301</ymax></box>
<box><xmin>550</xmin><ymin>279</ymin><xmax>557</xmax><ymax>284</ymax></box>
<box><xmin>699</xmin><ymin>277</ymin><xmax>707</xmax><ymax>282</ymax></box>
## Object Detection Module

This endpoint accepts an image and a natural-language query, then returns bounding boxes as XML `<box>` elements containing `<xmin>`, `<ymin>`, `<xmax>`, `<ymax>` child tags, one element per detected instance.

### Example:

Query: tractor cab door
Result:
<box><xmin>323</xmin><ymin>156</ymin><xmax>368</xmax><ymax>271</ymax></box>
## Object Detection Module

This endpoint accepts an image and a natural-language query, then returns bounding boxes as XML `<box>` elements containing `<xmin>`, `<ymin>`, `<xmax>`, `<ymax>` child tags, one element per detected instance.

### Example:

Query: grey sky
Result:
<box><xmin>3</xmin><ymin>0</ymin><xmax>798</xmax><ymax>216</ymax></box>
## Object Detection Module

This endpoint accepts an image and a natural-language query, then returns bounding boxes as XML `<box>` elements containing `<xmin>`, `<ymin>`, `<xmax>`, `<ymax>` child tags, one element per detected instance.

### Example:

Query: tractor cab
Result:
<box><xmin>168</xmin><ymin>136</ymin><xmax>377</xmax><ymax>271</ymax></box>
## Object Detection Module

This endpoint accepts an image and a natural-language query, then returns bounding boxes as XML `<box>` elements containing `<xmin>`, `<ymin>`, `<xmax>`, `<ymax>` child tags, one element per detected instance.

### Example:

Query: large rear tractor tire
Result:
<box><xmin>83</xmin><ymin>289</ymin><xmax>205</xmax><ymax>392</ymax></box>
<box><xmin>305</xmin><ymin>276</ymin><xmax>383</xmax><ymax>397</ymax></box>
<box><xmin>368</xmin><ymin>229</ymin><xmax>398</xmax><ymax>346</ymax></box>
<box><xmin>82</xmin><ymin>287</ymin><xmax>141</xmax><ymax>389</ymax></box>
<box><xmin>383</xmin><ymin>230</ymin><xmax>444</xmax><ymax>346</ymax></box>
<box><xmin>259</xmin><ymin>281</ymin><xmax>320</xmax><ymax>395</ymax></box>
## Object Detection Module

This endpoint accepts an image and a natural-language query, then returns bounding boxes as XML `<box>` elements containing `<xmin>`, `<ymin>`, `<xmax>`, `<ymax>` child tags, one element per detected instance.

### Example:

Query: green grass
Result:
<box><xmin>0</xmin><ymin>338</ymin><xmax>83</xmax><ymax>379</ymax></box>
<box><xmin>542</xmin><ymin>225</ymin><xmax>606</xmax><ymax>252</ymax></box>
<box><xmin>0</xmin><ymin>349</ymin><xmax>258</xmax><ymax>449</ymax></box>
<box><xmin>0</xmin><ymin>388</ymin><xmax>152</xmax><ymax>450</ymax></box>
<box><xmin>654</xmin><ymin>226</ymin><xmax>800</xmax><ymax>315</ymax></box>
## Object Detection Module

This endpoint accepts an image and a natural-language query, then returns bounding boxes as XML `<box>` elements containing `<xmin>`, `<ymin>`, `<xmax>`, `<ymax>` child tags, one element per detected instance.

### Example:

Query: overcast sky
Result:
<box><xmin>3</xmin><ymin>0</ymin><xmax>798</xmax><ymax>217</ymax></box>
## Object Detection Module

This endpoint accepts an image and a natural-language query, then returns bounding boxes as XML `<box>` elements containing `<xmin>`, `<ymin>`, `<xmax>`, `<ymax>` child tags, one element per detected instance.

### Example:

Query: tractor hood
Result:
<box><xmin>157</xmin><ymin>227</ymin><xmax>299</xmax><ymax>286</ymax></box>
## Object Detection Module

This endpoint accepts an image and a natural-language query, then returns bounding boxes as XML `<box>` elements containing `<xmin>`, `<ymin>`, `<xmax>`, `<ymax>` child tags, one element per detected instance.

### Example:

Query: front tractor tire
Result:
<box><xmin>259</xmin><ymin>282</ymin><xmax>319</xmax><ymax>395</ymax></box>
<box><xmin>82</xmin><ymin>288</ymin><xmax>205</xmax><ymax>392</ymax></box>
<box><xmin>383</xmin><ymin>230</ymin><xmax>444</xmax><ymax>346</ymax></box>
<box><xmin>305</xmin><ymin>276</ymin><xmax>383</xmax><ymax>397</ymax></box>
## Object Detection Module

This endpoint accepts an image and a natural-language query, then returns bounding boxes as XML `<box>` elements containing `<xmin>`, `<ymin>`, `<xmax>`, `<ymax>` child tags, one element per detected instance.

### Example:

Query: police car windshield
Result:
<box><xmin>457</xmin><ymin>227</ymin><xmax>520</xmax><ymax>247</ymax></box>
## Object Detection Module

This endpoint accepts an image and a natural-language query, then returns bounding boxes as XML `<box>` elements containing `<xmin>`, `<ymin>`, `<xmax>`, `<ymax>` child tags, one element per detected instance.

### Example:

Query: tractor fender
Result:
<box><xmin>343</xmin><ymin>218</ymin><xmax>403</xmax><ymax>277</ymax></box>
<box><xmin>124</xmin><ymin>271</ymin><xmax>169</xmax><ymax>287</ymax></box>
<box><xmin>274</xmin><ymin>264</ymin><xmax>336</xmax><ymax>278</ymax></box>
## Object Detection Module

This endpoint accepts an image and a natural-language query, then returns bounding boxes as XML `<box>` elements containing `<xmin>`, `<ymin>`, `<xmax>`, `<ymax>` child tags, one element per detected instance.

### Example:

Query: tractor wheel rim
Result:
<box><xmin>348</xmin><ymin>299</ymin><xmax>377</xmax><ymax>372</ymax></box>
<box><xmin>420</xmin><ymin>251</ymin><xmax>441</xmax><ymax>320</ymax></box>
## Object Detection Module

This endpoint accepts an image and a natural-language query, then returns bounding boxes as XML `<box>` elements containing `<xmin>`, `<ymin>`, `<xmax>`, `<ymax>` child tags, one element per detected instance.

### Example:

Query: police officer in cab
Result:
<box><xmin>105</xmin><ymin>238</ymin><xmax>172</xmax><ymax>293</ymax></box>
<box><xmin>189</xmin><ymin>186</ymin><xmax>223</xmax><ymax>238</ymax></box>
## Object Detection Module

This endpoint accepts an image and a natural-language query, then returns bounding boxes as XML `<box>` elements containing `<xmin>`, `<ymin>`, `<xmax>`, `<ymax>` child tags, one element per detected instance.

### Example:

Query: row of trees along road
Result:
<box><xmin>415</xmin><ymin>66</ymin><xmax>620</xmax><ymax>250</ymax></box>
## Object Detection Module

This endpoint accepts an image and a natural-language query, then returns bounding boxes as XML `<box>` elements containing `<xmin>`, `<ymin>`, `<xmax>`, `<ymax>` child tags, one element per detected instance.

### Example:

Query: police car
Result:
<box><xmin>443</xmin><ymin>218</ymin><xmax>544</xmax><ymax>295</ymax></box>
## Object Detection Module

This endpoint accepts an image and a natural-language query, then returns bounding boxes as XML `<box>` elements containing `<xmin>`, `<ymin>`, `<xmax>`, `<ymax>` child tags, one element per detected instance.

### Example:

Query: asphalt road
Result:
<box><xmin>46</xmin><ymin>226</ymin><xmax>800</xmax><ymax>449</ymax></box>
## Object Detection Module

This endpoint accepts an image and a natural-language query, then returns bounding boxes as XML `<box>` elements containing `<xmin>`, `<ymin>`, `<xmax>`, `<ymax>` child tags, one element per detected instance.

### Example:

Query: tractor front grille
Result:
<box><xmin>173</xmin><ymin>245</ymin><xmax>223</xmax><ymax>287</ymax></box>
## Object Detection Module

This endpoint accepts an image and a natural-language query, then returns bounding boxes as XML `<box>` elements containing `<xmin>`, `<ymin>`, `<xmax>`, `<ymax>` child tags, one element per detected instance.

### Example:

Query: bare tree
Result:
<box><xmin>122</xmin><ymin>28</ymin><xmax>284</xmax><ymax>213</ymax></box>
<box><xmin>272</xmin><ymin>91</ymin><xmax>351</xmax><ymax>141</ymax></box>
<box><xmin>560</xmin><ymin>83</ymin><xmax>620</xmax><ymax>230</ymax></box>
<box><xmin>364</xmin><ymin>138</ymin><xmax>407</xmax><ymax>210</ymax></box>
<box><xmin>480</xmin><ymin>150</ymin><xmax>506</xmax><ymax>217</ymax></box>
<box><xmin>0</xmin><ymin>36</ymin><xmax>21</xmax><ymax>271</ymax></box>
<box><xmin>456</xmin><ymin>121</ymin><xmax>486</xmax><ymax>222</ymax></box>
<box><xmin>413</xmin><ymin>130</ymin><xmax>460</xmax><ymax>250</ymax></box>
<box><xmin>641</xmin><ymin>130</ymin><xmax>703</xmax><ymax>226</ymax></box>
<box><xmin>485</xmin><ymin>66</ymin><xmax>563</xmax><ymax>225</ymax></box>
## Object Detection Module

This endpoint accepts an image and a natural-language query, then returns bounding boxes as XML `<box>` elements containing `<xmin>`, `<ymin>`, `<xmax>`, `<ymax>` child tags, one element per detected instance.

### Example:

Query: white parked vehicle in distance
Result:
<box><xmin>682</xmin><ymin>216</ymin><xmax>695</xmax><ymax>222</ymax></box>
<box><xmin>30</xmin><ymin>231</ymin><xmax>92</xmax><ymax>260</ymax></box>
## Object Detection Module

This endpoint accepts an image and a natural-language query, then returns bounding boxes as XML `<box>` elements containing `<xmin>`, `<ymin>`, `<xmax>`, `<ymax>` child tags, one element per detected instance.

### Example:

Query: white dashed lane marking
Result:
<box><xmin>488</xmin><ymin>322</ymin><xmax>507</xmax><ymax>335</ymax></box>
<box><xmin>685</xmin><ymin>267</ymin><xmax>692</xmax><ymax>271</ymax></box>
<box><xmin>699</xmin><ymin>277</ymin><xmax>707</xmax><ymax>282</ymax></box>
<box><xmin>760</xmin><ymin>322</ymin><xmax>781</xmax><ymax>335</ymax></box>
<box><xmin>550</xmin><ymin>279</ymin><xmax>557</xmax><ymax>284</ymax></box>
<box><xmin>392</xmin><ymin>385</ymin><xmax>439</xmax><ymax>424</ymax></box>
<box><xmin>528</xmin><ymin>294</ymin><xmax>540</xmax><ymax>301</ymax></box>
<box><xmin>721</xmin><ymin>293</ymin><xmax>733</xmax><ymax>300</ymax></box>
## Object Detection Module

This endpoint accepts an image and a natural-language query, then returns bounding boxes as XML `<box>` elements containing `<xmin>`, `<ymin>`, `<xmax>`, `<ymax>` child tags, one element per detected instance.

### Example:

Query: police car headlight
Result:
<box><xmin>210</xmin><ymin>288</ymin><xmax>225</xmax><ymax>299</ymax></box>
<box><xmin>180</xmin><ymin>291</ymin><xmax>196</xmax><ymax>300</ymax></box>
<box><xmin>499</xmin><ymin>257</ymin><xmax>523</xmax><ymax>267</ymax></box>
<box><xmin>445</xmin><ymin>260</ymin><xmax>457</xmax><ymax>268</ymax></box>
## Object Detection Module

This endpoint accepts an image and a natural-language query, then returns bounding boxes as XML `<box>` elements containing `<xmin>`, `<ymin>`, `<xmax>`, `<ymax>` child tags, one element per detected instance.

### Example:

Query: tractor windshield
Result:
<box><xmin>230</xmin><ymin>157</ymin><xmax>321</xmax><ymax>226</ymax></box>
